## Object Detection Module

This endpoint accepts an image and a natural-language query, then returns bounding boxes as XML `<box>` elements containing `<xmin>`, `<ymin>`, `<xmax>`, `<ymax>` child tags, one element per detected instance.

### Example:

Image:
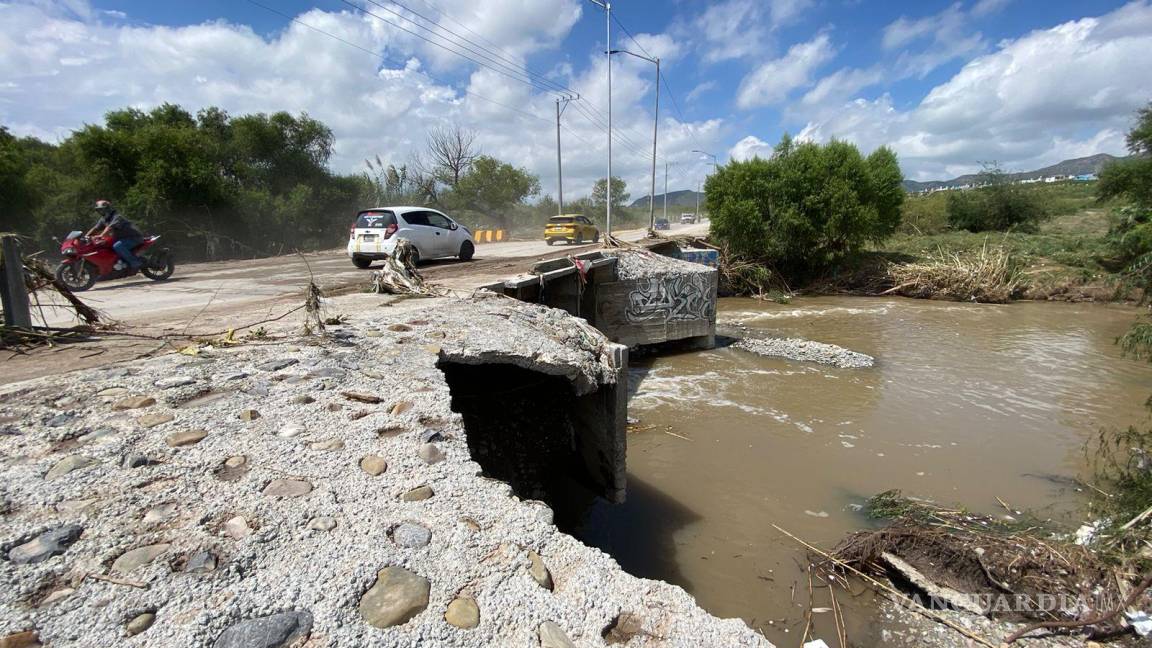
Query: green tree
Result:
<box><xmin>591</xmin><ymin>176</ymin><xmax>629</xmax><ymax>208</ymax></box>
<box><xmin>1099</xmin><ymin>102</ymin><xmax>1152</xmax><ymax>208</ymax></box>
<box><xmin>448</xmin><ymin>155</ymin><xmax>540</xmax><ymax>226</ymax></box>
<box><xmin>706</xmin><ymin>137</ymin><xmax>904</xmax><ymax>273</ymax></box>
<box><xmin>945</xmin><ymin>164</ymin><xmax>1047</xmax><ymax>232</ymax></box>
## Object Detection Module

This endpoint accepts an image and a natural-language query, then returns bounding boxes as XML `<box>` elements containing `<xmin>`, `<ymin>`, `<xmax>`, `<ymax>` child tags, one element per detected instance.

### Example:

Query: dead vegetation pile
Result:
<box><xmin>883</xmin><ymin>244</ymin><xmax>1024</xmax><ymax>303</ymax></box>
<box><xmin>832</xmin><ymin>490</ymin><xmax>1151</xmax><ymax>643</ymax></box>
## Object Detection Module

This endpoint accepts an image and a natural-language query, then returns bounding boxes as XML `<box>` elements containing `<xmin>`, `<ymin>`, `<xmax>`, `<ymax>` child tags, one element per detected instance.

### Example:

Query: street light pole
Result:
<box><xmin>609</xmin><ymin>48</ymin><xmax>660</xmax><ymax>235</ymax></box>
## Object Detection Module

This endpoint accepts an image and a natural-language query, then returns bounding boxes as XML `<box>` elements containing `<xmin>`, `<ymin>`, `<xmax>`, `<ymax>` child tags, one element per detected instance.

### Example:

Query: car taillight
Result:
<box><xmin>383</xmin><ymin>223</ymin><xmax>398</xmax><ymax>239</ymax></box>
<box><xmin>350</xmin><ymin>224</ymin><xmax>356</xmax><ymax>236</ymax></box>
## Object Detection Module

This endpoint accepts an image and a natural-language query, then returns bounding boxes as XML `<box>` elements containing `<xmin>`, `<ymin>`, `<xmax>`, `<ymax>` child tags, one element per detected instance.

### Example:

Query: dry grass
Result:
<box><xmin>884</xmin><ymin>243</ymin><xmax>1024</xmax><ymax>303</ymax></box>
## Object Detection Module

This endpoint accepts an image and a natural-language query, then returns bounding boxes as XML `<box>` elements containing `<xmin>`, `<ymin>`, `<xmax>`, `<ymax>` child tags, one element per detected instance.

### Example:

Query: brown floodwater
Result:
<box><xmin>570</xmin><ymin>296</ymin><xmax>1152</xmax><ymax>646</ymax></box>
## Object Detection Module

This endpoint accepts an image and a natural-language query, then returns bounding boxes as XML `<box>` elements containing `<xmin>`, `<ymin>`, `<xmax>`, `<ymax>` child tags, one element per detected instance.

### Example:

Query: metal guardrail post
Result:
<box><xmin>0</xmin><ymin>235</ymin><xmax>32</xmax><ymax>329</ymax></box>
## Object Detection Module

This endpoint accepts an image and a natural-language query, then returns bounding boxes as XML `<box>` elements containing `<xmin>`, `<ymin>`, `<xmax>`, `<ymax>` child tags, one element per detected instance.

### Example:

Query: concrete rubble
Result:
<box><xmin>731</xmin><ymin>336</ymin><xmax>875</xmax><ymax>369</ymax></box>
<box><xmin>0</xmin><ymin>292</ymin><xmax>770</xmax><ymax>647</ymax></box>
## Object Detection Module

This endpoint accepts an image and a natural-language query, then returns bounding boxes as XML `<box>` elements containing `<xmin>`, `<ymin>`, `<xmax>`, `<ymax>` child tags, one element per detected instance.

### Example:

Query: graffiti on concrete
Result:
<box><xmin>625</xmin><ymin>274</ymin><xmax>714</xmax><ymax>324</ymax></box>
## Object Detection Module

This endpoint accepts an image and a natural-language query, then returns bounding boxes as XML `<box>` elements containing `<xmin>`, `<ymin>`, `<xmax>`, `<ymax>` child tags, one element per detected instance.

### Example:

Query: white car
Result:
<box><xmin>347</xmin><ymin>206</ymin><xmax>475</xmax><ymax>268</ymax></box>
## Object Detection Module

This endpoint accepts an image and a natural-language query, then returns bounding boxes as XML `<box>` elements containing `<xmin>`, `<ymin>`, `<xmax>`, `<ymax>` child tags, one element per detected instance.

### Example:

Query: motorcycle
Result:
<box><xmin>54</xmin><ymin>231</ymin><xmax>175</xmax><ymax>291</ymax></box>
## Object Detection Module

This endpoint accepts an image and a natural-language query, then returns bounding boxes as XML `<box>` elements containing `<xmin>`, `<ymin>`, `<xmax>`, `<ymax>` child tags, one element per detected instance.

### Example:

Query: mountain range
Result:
<box><xmin>902</xmin><ymin>153</ymin><xmax>1123</xmax><ymax>192</ymax></box>
<box><xmin>629</xmin><ymin>189</ymin><xmax>703</xmax><ymax>210</ymax></box>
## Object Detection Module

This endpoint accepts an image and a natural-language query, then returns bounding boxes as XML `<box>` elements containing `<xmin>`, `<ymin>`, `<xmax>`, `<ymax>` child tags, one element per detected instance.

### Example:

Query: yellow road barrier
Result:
<box><xmin>472</xmin><ymin>229</ymin><xmax>505</xmax><ymax>243</ymax></box>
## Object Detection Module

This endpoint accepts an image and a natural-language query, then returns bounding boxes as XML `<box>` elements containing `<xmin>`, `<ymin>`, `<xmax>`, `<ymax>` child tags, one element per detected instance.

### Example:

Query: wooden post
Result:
<box><xmin>0</xmin><ymin>235</ymin><xmax>32</xmax><ymax>329</ymax></box>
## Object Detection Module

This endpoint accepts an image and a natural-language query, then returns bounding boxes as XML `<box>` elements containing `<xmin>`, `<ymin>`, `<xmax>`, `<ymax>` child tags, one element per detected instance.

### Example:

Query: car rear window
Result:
<box><xmin>549</xmin><ymin>217</ymin><xmax>575</xmax><ymax>223</ymax></box>
<box><xmin>356</xmin><ymin>211</ymin><xmax>396</xmax><ymax>228</ymax></box>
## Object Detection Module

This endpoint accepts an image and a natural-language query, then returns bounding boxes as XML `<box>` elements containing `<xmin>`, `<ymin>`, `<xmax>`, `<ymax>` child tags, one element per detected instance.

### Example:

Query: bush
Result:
<box><xmin>706</xmin><ymin>137</ymin><xmax>904</xmax><ymax>274</ymax></box>
<box><xmin>945</xmin><ymin>167</ymin><xmax>1047</xmax><ymax>232</ymax></box>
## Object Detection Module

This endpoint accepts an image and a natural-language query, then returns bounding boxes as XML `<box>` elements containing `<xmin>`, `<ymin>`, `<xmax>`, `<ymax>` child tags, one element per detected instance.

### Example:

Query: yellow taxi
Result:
<box><xmin>544</xmin><ymin>214</ymin><xmax>600</xmax><ymax>245</ymax></box>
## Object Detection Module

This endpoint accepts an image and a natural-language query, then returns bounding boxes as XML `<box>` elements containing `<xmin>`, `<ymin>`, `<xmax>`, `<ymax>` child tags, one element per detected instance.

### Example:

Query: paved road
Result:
<box><xmin>39</xmin><ymin>222</ymin><xmax>708</xmax><ymax>328</ymax></box>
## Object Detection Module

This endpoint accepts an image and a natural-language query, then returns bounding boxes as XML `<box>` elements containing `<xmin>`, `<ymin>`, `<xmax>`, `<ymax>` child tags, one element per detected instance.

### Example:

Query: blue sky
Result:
<box><xmin>2</xmin><ymin>0</ymin><xmax>1150</xmax><ymax>195</ymax></box>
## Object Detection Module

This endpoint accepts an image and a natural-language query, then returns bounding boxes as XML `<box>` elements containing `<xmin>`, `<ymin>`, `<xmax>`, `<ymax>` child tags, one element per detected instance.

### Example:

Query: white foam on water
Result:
<box><xmin>722</xmin><ymin>304</ymin><xmax>891</xmax><ymax>324</ymax></box>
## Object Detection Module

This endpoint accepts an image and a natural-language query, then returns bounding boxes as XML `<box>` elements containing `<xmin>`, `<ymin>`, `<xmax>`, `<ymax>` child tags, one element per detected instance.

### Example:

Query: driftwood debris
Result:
<box><xmin>371</xmin><ymin>239</ymin><xmax>428</xmax><ymax>295</ymax></box>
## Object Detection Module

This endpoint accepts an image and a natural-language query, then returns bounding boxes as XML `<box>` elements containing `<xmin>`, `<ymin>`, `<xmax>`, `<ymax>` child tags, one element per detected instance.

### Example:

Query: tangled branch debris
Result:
<box><xmin>371</xmin><ymin>239</ymin><xmax>433</xmax><ymax>295</ymax></box>
<box><xmin>832</xmin><ymin>491</ymin><xmax>1148</xmax><ymax>641</ymax></box>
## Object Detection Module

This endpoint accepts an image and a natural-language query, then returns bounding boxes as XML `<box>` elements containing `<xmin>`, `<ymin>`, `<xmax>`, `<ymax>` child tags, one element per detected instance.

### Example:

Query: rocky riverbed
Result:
<box><xmin>0</xmin><ymin>293</ymin><xmax>769</xmax><ymax>647</ymax></box>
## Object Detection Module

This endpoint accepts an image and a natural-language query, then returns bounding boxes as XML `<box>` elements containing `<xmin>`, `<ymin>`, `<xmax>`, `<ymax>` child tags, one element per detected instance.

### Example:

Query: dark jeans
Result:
<box><xmin>113</xmin><ymin>237</ymin><xmax>144</xmax><ymax>269</ymax></box>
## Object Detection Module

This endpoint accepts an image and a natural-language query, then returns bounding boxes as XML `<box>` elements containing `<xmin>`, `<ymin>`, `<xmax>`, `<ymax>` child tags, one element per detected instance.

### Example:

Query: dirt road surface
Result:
<box><xmin>7</xmin><ymin>222</ymin><xmax>707</xmax><ymax>383</ymax></box>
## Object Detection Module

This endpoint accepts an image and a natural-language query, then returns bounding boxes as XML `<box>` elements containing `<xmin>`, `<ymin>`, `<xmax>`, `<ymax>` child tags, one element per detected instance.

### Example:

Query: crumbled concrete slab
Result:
<box><xmin>605</xmin><ymin>249</ymin><xmax>715</xmax><ymax>280</ymax></box>
<box><xmin>0</xmin><ymin>294</ymin><xmax>770</xmax><ymax>647</ymax></box>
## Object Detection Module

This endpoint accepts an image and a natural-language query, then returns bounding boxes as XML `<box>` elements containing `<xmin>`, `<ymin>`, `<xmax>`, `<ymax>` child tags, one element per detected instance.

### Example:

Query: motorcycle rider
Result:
<box><xmin>86</xmin><ymin>200</ymin><xmax>144</xmax><ymax>272</ymax></box>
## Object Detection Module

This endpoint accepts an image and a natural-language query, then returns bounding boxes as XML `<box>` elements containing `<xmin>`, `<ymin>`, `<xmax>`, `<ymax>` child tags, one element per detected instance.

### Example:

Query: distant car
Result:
<box><xmin>680</xmin><ymin>213</ymin><xmax>696</xmax><ymax>224</ymax></box>
<box><xmin>347</xmin><ymin>207</ymin><xmax>475</xmax><ymax>268</ymax></box>
<box><xmin>544</xmin><ymin>215</ymin><xmax>599</xmax><ymax>245</ymax></box>
<box><xmin>654</xmin><ymin>218</ymin><xmax>671</xmax><ymax>230</ymax></box>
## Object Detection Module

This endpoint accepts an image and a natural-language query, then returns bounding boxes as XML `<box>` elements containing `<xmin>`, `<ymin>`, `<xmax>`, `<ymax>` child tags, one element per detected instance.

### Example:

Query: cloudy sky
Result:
<box><xmin>2</xmin><ymin>0</ymin><xmax>1150</xmax><ymax>199</ymax></box>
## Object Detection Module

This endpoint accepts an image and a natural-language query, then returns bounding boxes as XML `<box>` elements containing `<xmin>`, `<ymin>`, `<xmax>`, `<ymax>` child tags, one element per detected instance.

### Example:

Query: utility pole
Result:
<box><xmin>555</xmin><ymin>95</ymin><xmax>576</xmax><ymax>216</ymax></box>
<box><xmin>589</xmin><ymin>0</ymin><xmax>612</xmax><ymax>238</ymax></box>
<box><xmin>663</xmin><ymin>161</ymin><xmax>668</xmax><ymax>225</ymax></box>
<box><xmin>692</xmin><ymin>149</ymin><xmax>718</xmax><ymax>222</ymax></box>
<box><xmin>608</xmin><ymin>48</ymin><xmax>660</xmax><ymax>234</ymax></box>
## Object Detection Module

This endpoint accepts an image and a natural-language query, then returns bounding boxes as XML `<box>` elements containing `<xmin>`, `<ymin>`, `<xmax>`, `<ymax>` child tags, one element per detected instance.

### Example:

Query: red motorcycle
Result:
<box><xmin>54</xmin><ymin>231</ymin><xmax>175</xmax><ymax>291</ymax></box>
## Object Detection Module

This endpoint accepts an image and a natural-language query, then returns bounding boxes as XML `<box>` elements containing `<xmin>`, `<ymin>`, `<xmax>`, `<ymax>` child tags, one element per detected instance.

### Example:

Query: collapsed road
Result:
<box><xmin>0</xmin><ymin>290</ymin><xmax>768</xmax><ymax>647</ymax></box>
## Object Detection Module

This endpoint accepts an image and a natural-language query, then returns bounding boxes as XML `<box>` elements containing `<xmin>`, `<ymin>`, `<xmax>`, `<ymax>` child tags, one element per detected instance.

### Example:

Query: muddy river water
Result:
<box><xmin>570</xmin><ymin>296</ymin><xmax>1152</xmax><ymax>646</ymax></box>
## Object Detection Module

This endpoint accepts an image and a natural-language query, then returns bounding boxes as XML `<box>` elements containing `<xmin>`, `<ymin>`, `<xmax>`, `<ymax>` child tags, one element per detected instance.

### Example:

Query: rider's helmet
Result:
<box><xmin>94</xmin><ymin>199</ymin><xmax>114</xmax><ymax>214</ymax></box>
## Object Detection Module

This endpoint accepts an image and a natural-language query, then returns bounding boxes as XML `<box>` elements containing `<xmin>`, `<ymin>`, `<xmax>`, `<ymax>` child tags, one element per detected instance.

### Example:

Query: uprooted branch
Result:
<box><xmin>371</xmin><ymin>239</ymin><xmax>435</xmax><ymax>295</ymax></box>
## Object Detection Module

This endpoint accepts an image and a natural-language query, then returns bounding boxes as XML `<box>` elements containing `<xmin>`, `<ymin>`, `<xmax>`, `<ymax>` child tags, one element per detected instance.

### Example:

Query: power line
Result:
<box><xmin>245</xmin><ymin>0</ymin><xmax>552</xmax><ymax>125</ymax></box>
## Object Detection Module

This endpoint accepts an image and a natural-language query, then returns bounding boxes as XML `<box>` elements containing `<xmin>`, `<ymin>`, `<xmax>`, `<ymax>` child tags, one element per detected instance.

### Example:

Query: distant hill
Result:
<box><xmin>903</xmin><ymin>153</ymin><xmax>1124</xmax><ymax>192</ymax></box>
<box><xmin>629</xmin><ymin>189</ymin><xmax>703</xmax><ymax>210</ymax></box>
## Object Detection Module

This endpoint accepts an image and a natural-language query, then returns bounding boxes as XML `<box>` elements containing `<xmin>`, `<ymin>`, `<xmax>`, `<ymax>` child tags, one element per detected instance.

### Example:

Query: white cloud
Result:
<box><xmin>0</xmin><ymin>0</ymin><xmax>725</xmax><ymax>201</ymax></box>
<box><xmin>729</xmin><ymin>135</ymin><xmax>775</xmax><ymax>161</ymax></box>
<box><xmin>796</xmin><ymin>2</ymin><xmax>1152</xmax><ymax>180</ymax></box>
<box><xmin>682</xmin><ymin>0</ymin><xmax>812</xmax><ymax>64</ymax></box>
<box><xmin>736</xmin><ymin>32</ymin><xmax>835</xmax><ymax>109</ymax></box>
<box><xmin>801</xmin><ymin>66</ymin><xmax>883</xmax><ymax>106</ymax></box>
<box><xmin>686</xmin><ymin>81</ymin><xmax>716</xmax><ymax>102</ymax></box>
<box><xmin>881</xmin><ymin>2</ymin><xmax>996</xmax><ymax>78</ymax></box>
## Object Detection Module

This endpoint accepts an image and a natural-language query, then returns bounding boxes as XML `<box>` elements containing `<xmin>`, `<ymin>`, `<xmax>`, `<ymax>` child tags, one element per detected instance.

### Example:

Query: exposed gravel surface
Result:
<box><xmin>730</xmin><ymin>335</ymin><xmax>875</xmax><ymax>369</ymax></box>
<box><xmin>606</xmin><ymin>249</ymin><xmax>714</xmax><ymax>280</ymax></box>
<box><xmin>0</xmin><ymin>293</ymin><xmax>769</xmax><ymax>647</ymax></box>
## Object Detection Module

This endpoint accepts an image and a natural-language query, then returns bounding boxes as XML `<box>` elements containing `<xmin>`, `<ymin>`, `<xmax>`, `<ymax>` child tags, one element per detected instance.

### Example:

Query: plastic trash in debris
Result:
<box><xmin>803</xmin><ymin>640</ymin><xmax>831</xmax><ymax>648</ymax></box>
<box><xmin>1127</xmin><ymin>611</ymin><xmax>1152</xmax><ymax>636</ymax></box>
<box><xmin>1073</xmin><ymin>522</ymin><xmax>1098</xmax><ymax>545</ymax></box>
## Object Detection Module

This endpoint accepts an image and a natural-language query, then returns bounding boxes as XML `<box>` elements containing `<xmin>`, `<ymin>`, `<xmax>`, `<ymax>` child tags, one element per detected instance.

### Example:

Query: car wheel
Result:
<box><xmin>593</xmin><ymin>231</ymin><xmax>600</xmax><ymax>243</ymax></box>
<box><xmin>546</xmin><ymin>239</ymin><xmax>554</xmax><ymax>246</ymax></box>
<box><xmin>352</xmin><ymin>256</ymin><xmax>372</xmax><ymax>269</ymax></box>
<box><xmin>458</xmin><ymin>241</ymin><xmax>475</xmax><ymax>261</ymax></box>
<box><xmin>575</xmin><ymin>233</ymin><xmax>583</xmax><ymax>245</ymax></box>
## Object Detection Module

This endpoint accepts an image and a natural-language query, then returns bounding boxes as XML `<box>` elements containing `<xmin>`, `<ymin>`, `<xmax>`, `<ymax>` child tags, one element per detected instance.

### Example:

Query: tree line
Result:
<box><xmin>0</xmin><ymin>104</ymin><xmax>640</xmax><ymax>261</ymax></box>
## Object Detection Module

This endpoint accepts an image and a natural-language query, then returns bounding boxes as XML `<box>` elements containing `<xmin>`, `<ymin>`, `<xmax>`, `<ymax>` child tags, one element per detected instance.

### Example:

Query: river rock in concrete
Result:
<box><xmin>112</xmin><ymin>396</ymin><xmax>156</xmax><ymax>411</ymax></box>
<box><xmin>8</xmin><ymin>525</ymin><xmax>83</xmax><ymax>564</ymax></box>
<box><xmin>277</xmin><ymin>423</ymin><xmax>305</xmax><ymax>438</ymax></box>
<box><xmin>111</xmin><ymin>543</ymin><xmax>169</xmax><ymax>573</ymax></box>
<box><xmin>137</xmin><ymin>412</ymin><xmax>174</xmax><ymax>428</ymax></box>
<box><xmin>358</xmin><ymin>566</ymin><xmax>430</xmax><ymax>628</ymax></box>
<box><xmin>527</xmin><ymin>550</ymin><xmax>554</xmax><ymax>590</ymax></box>
<box><xmin>0</xmin><ymin>630</ymin><xmax>41</xmax><ymax>648</ymax></box>
<box><xmin>223</xmin><ymin>516</ymin><xmax>252</xmax><ymax>539</ymax></box>
<box><xmin>290</xmin><ymin>394</ymin><xmax>315</xmax><ymax>405</ymax></box>
<box><xmin>539</xmin><ymin>621</ymin><xmax>576</xmax><ymax>648</ymax></box>
<box><xmin>445</xmin><ymin>596</ymin><xmax>479</xmax><ymax>629</ymax></box>
<box><xmin>604</xmin><ymin>612</ymin><xmax>644</xmax><ymax>644</ymax></box>
<box><xmin>45</xmin><ymin>456</ymin><xmax>94</xmax><ymax>480</ymax></box>
<box><xmin>125</xmin><ymin>612</ymin><xmax>155</xmax><ymax>636</ymax></box>
<box><xmin>263</xmin><ymin>479</ymin><xmax>312</xmax><ymax>498</ymax></box>
<box><xmin>308</xmin><ymin>517</ymin><xmax>337</xmax><ymax>532</ymax></box>
<box><xmin>156</xmin><ymin>376</ymin><xmax>195</xmax><ymax>389</ymax></box>
<box><xmin>185</xmin><ymin>551</ymin><xmax>217</xmax><ymax>574</ymax></box>
<box><xmin>213</xmin><ymin>610</ymin><xmax>312</xmax><ymax>648</ymax></box>
<box><xmin>310</xmin><ymin>439</ymin><xmax>344</xmax><ymax>451</ymax></box>
<box><xmin>401</xmin><ymin>486</ymin><xmax>433</xmax><ymax>502</ymax></box>
<box><xmin>360</xmin><ymin>455</ymin><xmax>387</xmax><ymax>476</ymax></box>
<box><xmin>142</xmin><ymin>503</ymin><xmax>178</xmax><ymax>525</ymax></box>
<box><xmin>166</xmin><ymin>429</ymin><xmax>207</xmax><ymax>447</ymax></box>
<box><xmin>418</xmin><ymin>443</ymin><xmax>444</xmax><ymax>464</ymax></box>
<box><xmin>239</xmin><ymin>409</ymin><xmax>261</xmax><ymax>421</ymax></box>
<box><xmin>393</xmin><ymin>523</ymin><xmax>431</xmax><ymax>548</ymax></box>
<box><xmin>256</xmin><ymin>358</ymin><xmax>298</xmax><ymax>372</ymax></box>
